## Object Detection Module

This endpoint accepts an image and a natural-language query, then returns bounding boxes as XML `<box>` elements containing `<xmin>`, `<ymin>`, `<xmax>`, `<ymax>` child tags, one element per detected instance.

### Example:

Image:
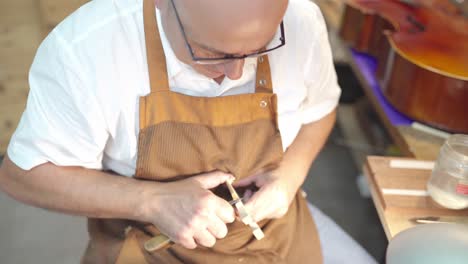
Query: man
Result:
<box><xmin>0</xmin><ymin>0</ymin><xmax>376</xmax><ymax>263</ymax></box>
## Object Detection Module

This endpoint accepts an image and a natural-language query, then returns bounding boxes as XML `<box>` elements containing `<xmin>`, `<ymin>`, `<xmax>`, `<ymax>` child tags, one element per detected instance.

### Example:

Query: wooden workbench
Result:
<box><xmin>364</xmin><ymin>156</ymin><xmax>468</xmax><ymax>240</ymax></box>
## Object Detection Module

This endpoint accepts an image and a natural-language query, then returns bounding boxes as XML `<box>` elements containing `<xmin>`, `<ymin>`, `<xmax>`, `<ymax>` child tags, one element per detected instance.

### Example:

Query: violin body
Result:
<box><xmin>340</xmin><ymin>1</ymin><xmax>393</xmax><ymax>57</ymax></box>
<box><xmin>340</xmin><ymin>0</ymin><xmax>468</xmax><ymax>133</ymax></box>
<box><xmin>382</xmin><ymin>51</ymin><xmax>468</xmax><ymax>133</ymax></box>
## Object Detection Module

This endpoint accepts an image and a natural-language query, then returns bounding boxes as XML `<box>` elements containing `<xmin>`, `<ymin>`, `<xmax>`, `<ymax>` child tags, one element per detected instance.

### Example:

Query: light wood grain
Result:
<box><xmin>313</xmin><ymin>0</ymin><xmax>345</xmax><ymax>31</ymax></box>
<box><xmin>0</xmin><ymin>0</ymin><xmax>89</xmax><ymax>153</ymax></box>
<box><xmin>364</xmin><ymin>156</ymin><xmax>468</xmax><ymax>240</ymax></box>
<box><xmin>397</xmin><ymin>126</ymin><xmax>445</xmax><ymax>161</ymax></box>
<box><xmin>0</xmin><ymin>0</ymin><xmax>42</xmax><ymax>153</ymax></box>
<box><xmin>0</xmin><ymin>103</ymin><xmax>27</xmax><ymax>152</ymax></box>
<box><xmin>39</xmin><ymin>0</ymin><xmax>89</xmax><ymax>35</ymax></box>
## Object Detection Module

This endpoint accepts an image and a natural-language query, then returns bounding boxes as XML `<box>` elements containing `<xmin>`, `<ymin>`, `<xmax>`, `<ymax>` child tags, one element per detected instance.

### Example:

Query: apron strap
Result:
<box><xmin>143</xmin><ymin>0</ymin><xmax>169</xmax><ymax>92</ymax></box>
<box><xmin>255</xmin><ymin>55</ymin><xmax>273</xmax><ymax>93</ymax></box>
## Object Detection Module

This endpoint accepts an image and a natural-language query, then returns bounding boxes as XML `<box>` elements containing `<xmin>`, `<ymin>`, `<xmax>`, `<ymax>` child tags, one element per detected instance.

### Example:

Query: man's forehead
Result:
<box><xmin>174</xmin><ymin>0</ymin><xmax>288</xmax><ymax>28</ymax></box>
<box><xmin>175</xmin><ymin>0</ymin><xmax>287</xmax><ymax>14</ymax></box>
<box><xmin>172</xmin><ymin>0</ymin><xmax>288</xmax><ymax>43</ymax></box>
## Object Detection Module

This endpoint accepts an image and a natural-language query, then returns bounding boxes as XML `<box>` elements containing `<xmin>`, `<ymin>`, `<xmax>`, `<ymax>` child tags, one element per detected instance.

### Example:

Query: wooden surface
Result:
<box><xmin>0</xmin><ymin>0</ymin><xmax>42</xmax><ymax>153</ymax></box>
<box><xmin>0</xmin><ymin>0</ymin><xmax>88</xmax><ymax>154</ymax></box>
<box><xmin>39</xmin><ymin>0</ymin><xmax>89</xmax><ymax>36</ymax></box>
<box><xmin>397</xmin><ymin>126</ymin><xmax>445</xmax><ymax>160</ymax></box>
<box><xmin>313</xmin><ymin>0</ymin><xmax>345</xmax><ymax>31</ymax></box>
<box><xmin>364</xmin><ymin>156</ymin><xmax>468</xmax><ymax>240</ymax></box>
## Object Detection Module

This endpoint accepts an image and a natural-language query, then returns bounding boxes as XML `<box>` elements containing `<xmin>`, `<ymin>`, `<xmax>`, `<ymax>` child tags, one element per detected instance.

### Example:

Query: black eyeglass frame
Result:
<box><xmin>169</xmin><ymin>0</ymin><xmax>286</xmax><ymax>63</ymax></box>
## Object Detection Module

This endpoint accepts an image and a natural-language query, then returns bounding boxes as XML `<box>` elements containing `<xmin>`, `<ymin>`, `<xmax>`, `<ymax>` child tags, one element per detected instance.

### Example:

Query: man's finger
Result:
<box><xmin>207</xmin><ymin>217</ymin><xmax>229</xmax><ymax>239</ymax></box>
<box><xmin>193</xmin><ymin>171</ymin><xmax>234</xmax><ymax>189</ymax></box>
<box><xmin>177</xmin><ymin>235</ymin><xmax>197</xmax><ymax>250</ymax></box>
<box><xmin>216</xmin><ymin>198</ymin><xmax>235</xmax><ymax>223</ymax></box>
<box><xmin>242</xmin><ymin>188</ymin><xmax>269</xmax><ymax>223</ymax></box>
<box><xmin>194</xmin><ymin>229</ymin><xmax>217</xmax><ymax>248</ymax></box>
<box><xmin>234</xmin><ymin>168</ymin><xmax>269</xmax><ymax>187</ymax></box>
<box><xmin>232</xmin><ymin>174</ymin><xmax>258</xmax><ymax>187</ymax></box>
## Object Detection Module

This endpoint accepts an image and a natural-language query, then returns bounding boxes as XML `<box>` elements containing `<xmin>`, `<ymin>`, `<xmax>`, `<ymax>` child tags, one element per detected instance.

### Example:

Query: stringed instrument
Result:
<box><xmin>340</xmin><ymin>0</ymin><xmax>468</xmax><ymax>133</ymax></box>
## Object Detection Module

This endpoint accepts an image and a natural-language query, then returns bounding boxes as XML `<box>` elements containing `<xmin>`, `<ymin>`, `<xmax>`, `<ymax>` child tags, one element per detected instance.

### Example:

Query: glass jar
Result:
<box><xmin>427</xmin><ymin>134</ymin><xmax>468</xmax><ymax>210</ymax></box>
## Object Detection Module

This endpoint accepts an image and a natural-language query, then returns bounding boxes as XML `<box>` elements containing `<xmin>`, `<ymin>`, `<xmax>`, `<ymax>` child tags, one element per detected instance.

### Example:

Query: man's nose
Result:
<box><xmin>223</xmin><ymin>59</ymin><xmax>245</xmax><ymax>80</ymax></box>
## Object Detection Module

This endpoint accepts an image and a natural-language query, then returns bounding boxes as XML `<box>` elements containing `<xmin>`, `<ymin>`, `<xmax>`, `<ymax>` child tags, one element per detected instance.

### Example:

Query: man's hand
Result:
<box><xmin>232</xmin><ymin>168</ymin><xmax>296</xmax><ymax>223</ymax></box>
<box><xmin>141</xmin><ymin>171</ymin><xmax>236</xmax><ymax>249</ymax></box>
<box><xmin>232</xmin><ymin>110</ymin><xmax>337</xmax><ymax>223</ymax></box>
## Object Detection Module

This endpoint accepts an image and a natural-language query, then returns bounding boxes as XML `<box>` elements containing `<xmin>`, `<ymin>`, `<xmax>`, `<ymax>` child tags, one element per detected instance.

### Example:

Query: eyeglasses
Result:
<box><xmin>169</xmin><ymin>0</ymin><xmax>286</xmax><ymax>65</ymax></box>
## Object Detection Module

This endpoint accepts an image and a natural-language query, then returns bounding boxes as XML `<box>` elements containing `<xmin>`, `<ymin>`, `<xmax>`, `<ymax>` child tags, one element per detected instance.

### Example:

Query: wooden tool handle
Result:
<box><xmin>144</xmin><ymin>234</ymin><xmax>174</xmax><ymax>252</ymax></box>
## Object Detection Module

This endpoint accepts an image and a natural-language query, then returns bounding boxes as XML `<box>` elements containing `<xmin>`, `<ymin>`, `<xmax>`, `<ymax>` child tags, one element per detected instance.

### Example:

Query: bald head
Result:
<box><xmin>175</xmin><ymin>0</ymin><xmax>288</xmax><ymax>54</ymax></box>
<box><xmin>156</xmin><ymin>0</ymin><xmax>288</xmax><ymax>80</ymax></box>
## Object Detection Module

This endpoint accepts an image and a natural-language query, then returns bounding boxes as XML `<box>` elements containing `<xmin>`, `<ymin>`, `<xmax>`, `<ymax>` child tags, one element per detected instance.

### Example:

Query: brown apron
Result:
<box><xmin>81</xmin><ymin>0</ymin><xmax>322</xmax><ymax>263</ymax></box>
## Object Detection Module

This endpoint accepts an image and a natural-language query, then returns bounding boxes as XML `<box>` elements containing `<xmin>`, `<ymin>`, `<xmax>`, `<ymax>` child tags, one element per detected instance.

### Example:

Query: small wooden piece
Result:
<box><xmin>226</xmin><ymin>179</ymin><xmax>264</xmax><ymax>240</ymax></box>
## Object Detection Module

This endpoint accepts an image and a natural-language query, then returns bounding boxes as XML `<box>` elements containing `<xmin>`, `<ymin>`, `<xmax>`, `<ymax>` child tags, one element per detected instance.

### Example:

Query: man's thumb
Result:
<box><xmin>193</xmin><ymin>171</ymin><xmax>234</xmax><ymax>189</ymax></box>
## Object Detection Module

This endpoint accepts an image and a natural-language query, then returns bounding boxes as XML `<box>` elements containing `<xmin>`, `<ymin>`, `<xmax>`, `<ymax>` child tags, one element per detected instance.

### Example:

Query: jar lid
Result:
<box><xmin>444</xmin><ymin>134</ymin><xmax>468</xmax><ymax>164</ymax></box>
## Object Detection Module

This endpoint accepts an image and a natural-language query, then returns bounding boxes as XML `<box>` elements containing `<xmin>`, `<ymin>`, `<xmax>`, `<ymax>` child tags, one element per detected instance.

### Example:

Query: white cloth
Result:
<box><xmin>308</xmin><ymin>203</ymin><xmax>378</xmax><ymax>264</ymax></box>
<box><xmin>7</xmin><ymin>0</ymin><xmax>341</xmax><ymax>176</ymax></box>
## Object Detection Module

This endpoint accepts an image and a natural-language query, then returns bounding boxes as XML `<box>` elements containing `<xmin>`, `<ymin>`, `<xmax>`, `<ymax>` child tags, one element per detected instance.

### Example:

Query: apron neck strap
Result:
<box><xmin>255</xmin><ymin>55</ymin><xmax>273</xmax><ymax>93</ymax></box>
<box><xmin>143</xmin><ymin>0</ymin><xmax>169</xmax><ymax>92</ymax></box>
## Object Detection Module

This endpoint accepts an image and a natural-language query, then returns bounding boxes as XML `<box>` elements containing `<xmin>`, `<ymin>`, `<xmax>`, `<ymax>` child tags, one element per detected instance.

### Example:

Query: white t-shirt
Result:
<box><xmin>7</xmin><ymin>0</ymin><xmax>341</xmax><ymax>177</ymax></box>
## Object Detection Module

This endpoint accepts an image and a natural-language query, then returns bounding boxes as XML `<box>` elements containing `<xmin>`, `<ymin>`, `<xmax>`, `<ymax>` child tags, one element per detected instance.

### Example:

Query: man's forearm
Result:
<box><xmin>279</xmin><ymin>109</ymin><xmax>337</xmax><ymax>193</ymax></box>
<box><xmin>0</xmin><ymin>109</ymin><xmax>336</xmax><ymax>222</ymax></box>
<box><xmin>0</xmin><ymin>156</ymin><xmax>153</xmax><ymax>221</ymax></box>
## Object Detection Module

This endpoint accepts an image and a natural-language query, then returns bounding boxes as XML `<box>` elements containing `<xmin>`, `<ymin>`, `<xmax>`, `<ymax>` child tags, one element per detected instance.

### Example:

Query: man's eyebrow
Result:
<box><xmin>192</xmin><ymin>40</ymin><xmax>228</xmax><ymax>55</ymax></box>
<box><xmin>191</xmin><ymin>33</ymin><xmax>277</xmax><ymax>56</ymax></box>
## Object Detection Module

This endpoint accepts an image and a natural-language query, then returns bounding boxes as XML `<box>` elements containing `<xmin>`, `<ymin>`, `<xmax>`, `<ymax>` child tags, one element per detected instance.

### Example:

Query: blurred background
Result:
<box><xmin>2</xmin><ymin>0</ymin><xmax>457</xmax><ymax>263</ymax></box>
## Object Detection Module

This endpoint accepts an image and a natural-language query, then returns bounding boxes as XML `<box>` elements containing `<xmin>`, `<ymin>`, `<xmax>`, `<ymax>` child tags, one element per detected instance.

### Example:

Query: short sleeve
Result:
<box><xmin>299</xmin><ymin>4</ymin><xmax>341</xmax><ymax>124</ymax></box>
<box><xmin>7</xmin><ymin>31</ymin><xmax>109</xmax><ymax>170</ymax></box>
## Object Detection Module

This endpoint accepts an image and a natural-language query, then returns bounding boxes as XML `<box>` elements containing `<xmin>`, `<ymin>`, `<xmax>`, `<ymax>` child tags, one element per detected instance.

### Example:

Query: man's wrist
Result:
<box><xmin>278</xmin><ymin>161</ymin><xmax>308</xmax><ymax>190</ymax></box>
<box><xmin>133</xmin><ymin>180</ymin><xmax>162</xmax><ymax>223</ymax></box>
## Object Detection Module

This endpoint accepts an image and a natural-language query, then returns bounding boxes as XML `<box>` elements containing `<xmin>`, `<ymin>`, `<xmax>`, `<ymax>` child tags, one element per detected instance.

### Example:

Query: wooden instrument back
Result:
<box><xmin>340</xmin><ymin>0</ymin><xmax>468</xmax><ymax>133</ymax></box>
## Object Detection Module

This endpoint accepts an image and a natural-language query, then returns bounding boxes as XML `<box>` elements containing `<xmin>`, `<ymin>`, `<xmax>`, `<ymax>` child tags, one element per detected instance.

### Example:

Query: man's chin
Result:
<box><xmin>202</xmin><ymin>71</ymin><xmax>224</xmax><ymax>79</ymax></box>
<box><xmin>191</xmin><ymin>65</ymin><xmax>224</xmax><ymax>79</ymax></box>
